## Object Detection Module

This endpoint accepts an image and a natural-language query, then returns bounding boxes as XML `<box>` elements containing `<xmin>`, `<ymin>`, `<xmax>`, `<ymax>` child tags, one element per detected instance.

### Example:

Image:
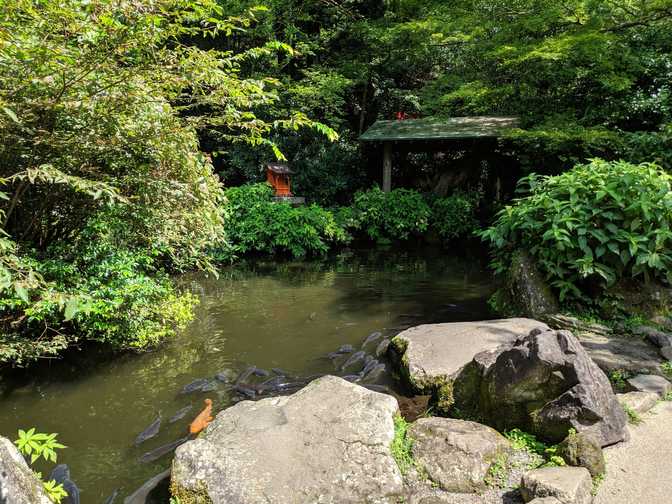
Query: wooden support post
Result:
<box><xmin>383</xmin><ymin>142</ymin><xmax>392</xmax><ymax>193</ymax></box>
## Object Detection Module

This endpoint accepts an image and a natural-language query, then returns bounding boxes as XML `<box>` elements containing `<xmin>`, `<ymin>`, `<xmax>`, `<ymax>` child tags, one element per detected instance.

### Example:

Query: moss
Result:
<box><xmin>435</xmin><ymin>381</ymin><xmax>455</xmax><ymax>414</ymax></box>
<box><xmin>170</xmin><ymin>480</ymin><xmax>213</xmax><ymax>504</ymax></box>
<box><xmin>623</xmin><ymin>404</ymin><xmax>642</xmax><ymax>425</ymax></box>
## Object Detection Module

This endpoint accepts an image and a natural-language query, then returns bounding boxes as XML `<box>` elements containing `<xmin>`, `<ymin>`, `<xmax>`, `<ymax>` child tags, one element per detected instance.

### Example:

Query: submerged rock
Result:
<box><xmin>171</xmin><ymin>376</ymin><xmax>402</xmax><ymax>503</ymax></box>
<box><xmin>0</xmin><ymin>435</ymin><xmax>51</xmax><ymax>504</ymax></box>
<box><xmin>409</xmin><ymin>418</ymin><xmax>510</xmax><ymax>493</ymax></box>
<box><xmin>453</xmin><ymin>328</ymin><xmax>628</xmax><ymax>447</ymax></box>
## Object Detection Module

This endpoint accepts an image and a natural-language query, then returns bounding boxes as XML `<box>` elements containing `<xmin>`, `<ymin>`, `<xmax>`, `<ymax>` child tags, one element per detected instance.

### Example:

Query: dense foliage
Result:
<box><xmin>219</xmin><ymin>183</ymin><xmax>477</xmax><ymax>259</ymax></box>
<box><xmin>3</xmin><ymin>0</ymin><xmax>671</xmax><ymax>367</ymax></box>
<box><xmin>429</xmin><ymin>193</ymin><xmax>479</xmax><ymax>243</ymax></box>
<box><xmin>481</xmin><ymin>160</ymin><xmax>672</xmax><ymax>302</ymax></box>
<box><xmin>220</xmin><ymin>183</ymin><xmax>349</xmax><ymax>259</ymax></box>
<box><xmin>346</xmin><ymin>187</ymin><xmax>432</xmax><ymax>243</ymax></box>
<box><xmin>0</xmin><ymin>0</ymin><xmax>332</xmax><ymax>367</ymax></box>
<box><xmin>213</xmin><ymin>0</ymin><xmax>671</xmax><ymax>188</ymax></box>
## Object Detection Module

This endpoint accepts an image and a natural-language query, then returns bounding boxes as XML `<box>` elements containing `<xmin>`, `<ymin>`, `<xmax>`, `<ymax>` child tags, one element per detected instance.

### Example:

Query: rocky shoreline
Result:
<box><xmin>3</xmin><ymin>317</ymin><xmax>671</xmax><ymax>504</ymax></box>
<box><xmin>168</xmin><ymin>318</ymin><xmax>671</xmax><ymax>504</ymax></box>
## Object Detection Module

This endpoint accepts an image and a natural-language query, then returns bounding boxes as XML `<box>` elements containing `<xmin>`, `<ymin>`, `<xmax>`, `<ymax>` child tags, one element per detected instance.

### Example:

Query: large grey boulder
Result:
<box><xmin>520</xmin><ymin>466</ymin><xmax>593</xmax><ymax>504</ymax></box>
<box><xmin>390</xmin><ymin>318</ymin><xmax>548</xmax><ymax>413</ymax></box>
<box><xmin>408</xmin><ymin>418</ymin><xmax>510</xmax><ymax>493</ymax></box>
<box><xmin>453</xmin><ymin>328</ymin><xmax>628</xmax><ymax>447</ymax></box>
<box><xmin>0</xmin><ymin>436</ymin><xmax>51</xmax><ymax>504</ymax></box>
<box><xmin>171</xmin><ymin>375</ymin><xmax>403</xmax><ymax>504</ymax></box>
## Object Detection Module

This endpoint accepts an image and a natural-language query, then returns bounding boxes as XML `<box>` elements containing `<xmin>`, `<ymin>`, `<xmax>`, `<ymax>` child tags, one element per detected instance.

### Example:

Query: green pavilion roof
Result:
<box><xmin>359</xmin><ymin>116</ymin><xmax>520</xmax><ymax>142</ymax></box>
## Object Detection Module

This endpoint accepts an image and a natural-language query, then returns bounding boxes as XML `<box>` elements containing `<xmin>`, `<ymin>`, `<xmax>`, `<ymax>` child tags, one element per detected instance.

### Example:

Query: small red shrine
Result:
<box><xmin>265</xmin><ymin>163</ymin><xmax>293</xmax><ymax>197</ymax></box>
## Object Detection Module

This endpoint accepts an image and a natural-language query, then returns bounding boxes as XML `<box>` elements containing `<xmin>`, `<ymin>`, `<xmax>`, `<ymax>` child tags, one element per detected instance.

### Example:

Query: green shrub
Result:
<box><xmin>349</xmin><ymin>187</ymin><xmax>431</xmax><ymax>242</ymax></box>
<box><xmin>430</xmin><ymin>193</ymin><xmax>479</xmax><ymax>242</ymax></box>
<box><xmin>220</xmin><ymin>183</ymin><xmax>349</xmax><ymax>260</ymax></box>
<box><xmin>0</xmin><ymin>215</ymin><xmax>197</xmax><ymax>367</ymax></box>
<box><xmin>481</xmin><ymin>159</ymin><xmax>672</xmax><ymax>302</ymax></box>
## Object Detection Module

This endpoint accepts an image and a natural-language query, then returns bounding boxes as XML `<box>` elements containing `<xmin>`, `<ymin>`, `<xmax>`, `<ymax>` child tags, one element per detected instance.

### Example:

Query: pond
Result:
<box><xmin>0</xmin><ymin>247</ymin><xmax>496</xmax><ymax>502</ymax></box>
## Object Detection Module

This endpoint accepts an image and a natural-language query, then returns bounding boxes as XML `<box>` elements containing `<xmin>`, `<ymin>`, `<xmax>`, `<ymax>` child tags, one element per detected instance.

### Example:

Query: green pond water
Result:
<box><xmin>0</xmin><ymin>247</ymin><xmax>496</xmax><ymax>502</ymax></box>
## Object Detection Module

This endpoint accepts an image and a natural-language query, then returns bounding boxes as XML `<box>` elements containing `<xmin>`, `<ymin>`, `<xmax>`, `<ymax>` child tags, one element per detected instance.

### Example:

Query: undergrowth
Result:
<box><xmin>504</xmin><ymin>428</ymin><xmax>566</xmax><ymax>468</ymax></box>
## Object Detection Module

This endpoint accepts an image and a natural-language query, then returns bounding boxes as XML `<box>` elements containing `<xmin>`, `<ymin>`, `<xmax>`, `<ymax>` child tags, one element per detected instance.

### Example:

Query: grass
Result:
<box><xmin>661</xmin><ymin>361</ymin><xmax>672</xmax><ymax>380</ymax></box>
<box><xmin>391</xmin><ymin>414</ymin><xmax>415</xmax><ymax>475</ymax></box>
<box><xmin>608</xmin><ymin>369</ymin><xmax>634</xmax><ymax>393</ymax></box>
<box><xmin>484</xmin><ymin>453</ymin><xmax>509</xmax><ymax>488</ymax></box>
<box><xmin>623</xmin><ymin>404</ymin><xmax>642</xmax><ymax>425</ymax></box>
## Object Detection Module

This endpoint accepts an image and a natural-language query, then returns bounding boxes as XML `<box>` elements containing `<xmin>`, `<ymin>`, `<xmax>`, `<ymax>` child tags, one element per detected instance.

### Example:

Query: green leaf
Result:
<box><xmin>2</xmin><ymin>107</ymin><xmax>20</xmax><ymax>124</ymax></box>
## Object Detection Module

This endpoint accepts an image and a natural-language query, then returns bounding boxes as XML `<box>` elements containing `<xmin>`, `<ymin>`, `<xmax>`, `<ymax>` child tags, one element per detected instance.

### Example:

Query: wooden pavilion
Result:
<box><xmin>359</xmin><ymin>116</ymin><xmax>520</xmax><ymax>192</ymax></box>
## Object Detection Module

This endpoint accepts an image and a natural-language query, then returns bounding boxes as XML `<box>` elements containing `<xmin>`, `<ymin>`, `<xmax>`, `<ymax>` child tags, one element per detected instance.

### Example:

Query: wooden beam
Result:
<box><xmin>383</xmin><ymin>142</ymin><xmax>392</xmax><ymax>192</ymax></box>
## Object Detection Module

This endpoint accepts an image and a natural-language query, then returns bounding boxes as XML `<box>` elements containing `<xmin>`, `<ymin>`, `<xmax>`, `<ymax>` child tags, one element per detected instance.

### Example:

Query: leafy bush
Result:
<box><xmin>348</xmin><ymin>187</ymin><xmax>431</xmax><ymax>242</ymax></box>
<box><xmin>15</xmin><ymin>428</ymin><xmax>68</xmax><ymax>503</ymax></box>
<box><xmin>220</xmin><ymin>184</ymin><xmax>349</xmax><ymax>260</ymax></box>
<box><xmin>481</xmin><ymin>159</ymin><xmax>672</xmax><ymax>302</ymax></box>
<box><xmin>0</xmin><ymin>219</ymin><xmax>197</xmax><ymax>367</ymax></box>
<box><xmin>430</xmin><ymin>193</ymin><xmax>479</xmax><ymax>242</ymax></box>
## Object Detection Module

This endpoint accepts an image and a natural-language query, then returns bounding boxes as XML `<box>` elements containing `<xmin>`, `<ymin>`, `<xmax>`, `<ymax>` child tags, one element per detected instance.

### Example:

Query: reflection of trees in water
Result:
<box><xmin>177</xmin><ymin>248</ymin><xmax>496</xmax><ymax>339</ymax></box>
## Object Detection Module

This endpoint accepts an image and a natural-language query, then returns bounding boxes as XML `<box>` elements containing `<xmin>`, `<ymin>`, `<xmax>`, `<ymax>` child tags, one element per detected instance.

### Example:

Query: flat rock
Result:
<box><xmin>528</xmin><ymin>498</ymin><xmax>563</xmax><ymax>504</ymax></box>
<box><xmin>391</xmin><ymin>318</ymin><xmax>548</xmax><ymax>392</ymax></box>
<box><xmin>617</xmin><ymin>391</ymin><xmax>659</xmax><ymax>415</ymax></box>
<box><xmin>409</xmin><ymin>417</ymin><xmax>510</xmax><ymax>493</ymax></box>
<box><xmin>171</xmin><ymin>375</ymin><xmax>403</xmax><ymax>504</ymax></box>
<box><xmin>0</xmin><ymin>435</ymin><xmax>51</xmax><ymax>504</ymax></box>
<box><xmin>573</xmin><ymin>331</ymin><xmax>662</xmax><ymax>375</ymax></box>
<box><xmin>520</xmin><ymin>466</ymin><xmax>592</xmax><ymax>504</ymax></box>
<box><xmin>627</xmin><ymin>374</ymin><xmax>672</xmax><ymax>398</ymax></box>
